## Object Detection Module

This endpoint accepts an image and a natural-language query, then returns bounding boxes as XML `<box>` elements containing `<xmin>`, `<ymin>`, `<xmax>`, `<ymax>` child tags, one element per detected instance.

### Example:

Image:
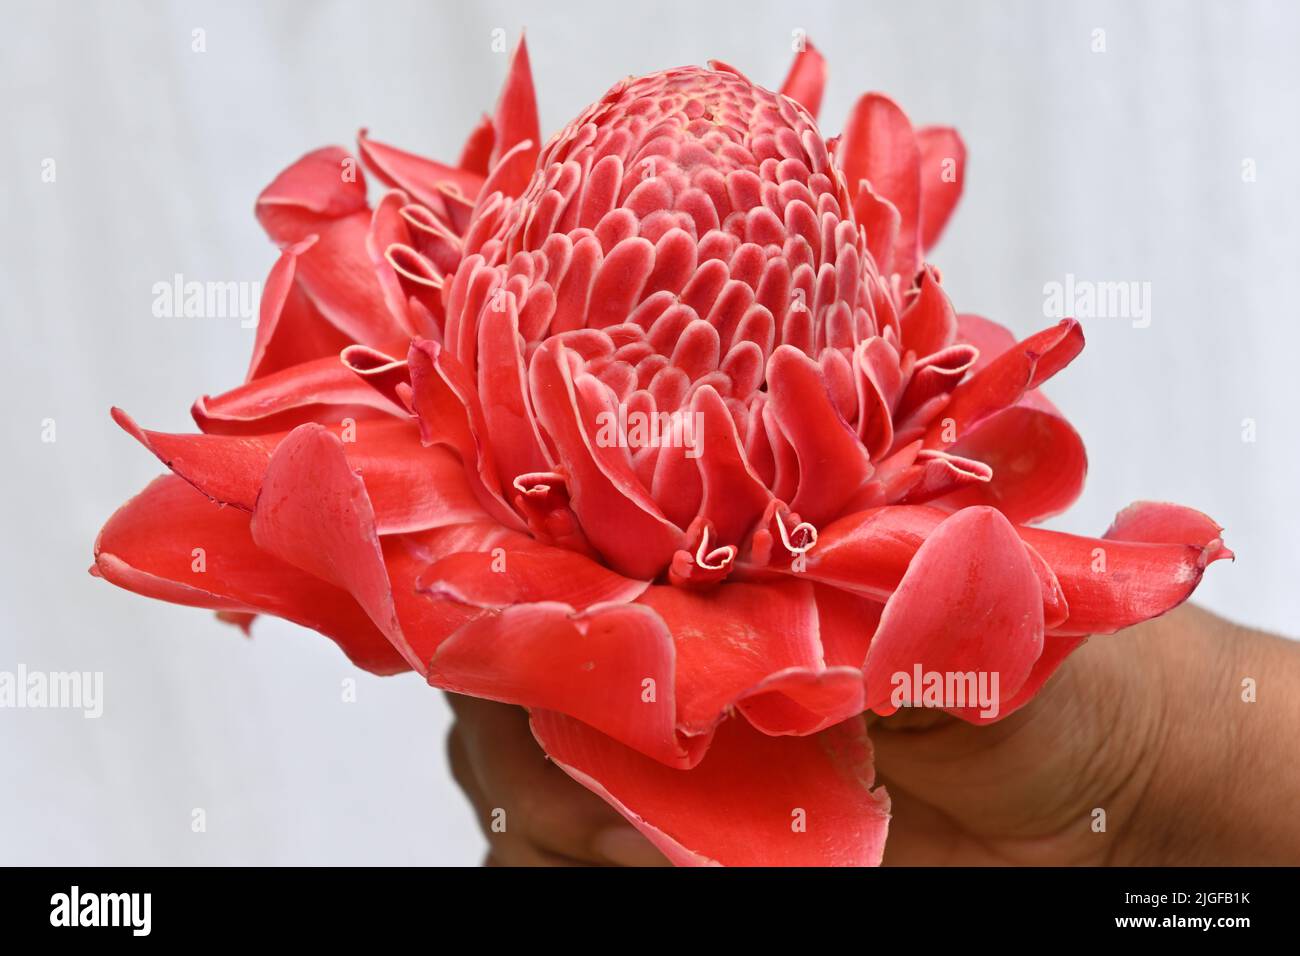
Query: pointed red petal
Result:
<box><xmin>779</xmin><ymin>40</ymin><xmax>827</xmax><ymax>118</ymax></box>
<box><xmin>853</xmin><ymin>335</ymin><xmax>906</xmax><ymax>459</ymax></box>
<box><xmin>852</xmin><ymin>182</ymin><xmax>902</xmax><ymax>275</ymax></box>
<box><xmin>357</xmin><ymin>129</ymin><xmax>485</xmax><ymax>208</ymax></box>
<box><xmin>916</xmin><ymin>126</ymin><xmax>966</xmax><ymax>251</ymax></box>
<box><xmin>839</xmin><ymin>93</ymin><xmax>921</xmax><ymax>277</ymax></box>
<box><xmin>245</xmin><ymin>423</ymin><xmax>513</xmax><ymax>673</ymax></box>
<box><xmin>490</xmin><ymin>35</ymin><xmax>541</xmax><ymax>185</ymax></box>
<box><xmin>924</xmin><ymin>319</ymin><xmax>1084</xmax><ymax>447</ymax></box>
<box><xmin>93</xmin><ymin>476</ymin><xmax>408</xmax><ymax>674</ymax></box>
<box><xmin>249</xmin><ymin>425</ymin><xmax>398</xmax><ymax>637</ymax></box>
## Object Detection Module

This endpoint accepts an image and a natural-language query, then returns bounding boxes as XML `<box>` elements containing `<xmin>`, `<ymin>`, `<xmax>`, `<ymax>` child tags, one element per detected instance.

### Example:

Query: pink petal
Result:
<box><xmin>1105</xmin><ymin>500</ymin><xmax>1232</xmax><ymax>559</ymax></box>
<box><xmin>527</xmin><ymin>339</ymin><xmax>685</xmax><ymax>578</ymax></box>
<box><xmin>245</xmin><ymin>423</ymin><xmax>522</xmax><ymax>673</ymax></box>
<box><xmin>692</xmin><ymin>385</ymin><xmax>773</xmax><ymax>545</ymax></box>
<box><xmin>853</xmin><ymin>336</ymin><xmax>906</xmax><ymax>460</ymax></box>
<box><xmin>114</xmin><ymin>409</ymin><xmax>486</xmax><ymax>534</ymax></box>
<box><xmin>192</xmin><ymin>353</ymin><xmax>407</xmax><ymax>435</ymax></box>
<box><xmin>636</xmin><ymin>579</ymin><xmax>860</xmax><ymax>736</ymax></box>
<box><xmin>851</xmin><ymin>182</ymin><xmax>902</xmax><ymax>276</ymax></box>
<box><xmin>255</xmin><ymin>146</ymin><xmax>368</xmax><ymax>228</ymax></box>
<box><xmin>357</xmin><ymin>129</ymin><xmax>485</xmax><ymax>209</ymax></box>
<box><xmin>367</xmin><ymin>191</ymin><xmax>441</xmax><ymax>340</ymax></box>
<box><xmin>767</xmin><ymin>345</ymin><xmax>874</xmax><ymax>525</ymax></box>
<box><xmin>416</xmin><ymin>547</ymin><xmax>647</xmax><ymax>610</ymax></box>
<box><xmin>934</xmin><ymin>405</ymin><xmax>1087</xmax><ymax>524</ymax></box>
<box><xmin>1018</xmin><ymin>504</ymin><xmax>1231</xmax><ymax>636</ymax></box>
<box><xmin>894</xmin><ymin>449</ymin><xmax>993</xmax><ymax>505</ymax></box>
<box><xmin>406</xmin><ymin>338</ymin><xmax>529</xmax><ymax>531</ymax></box>
<box><xmin>898</xmin><ymin>267</ymin><xmax>957</xmax><ymax>358</ymax></box>
<box><xmin>796</xmin><ymin>505</ymin><xmax>947</xmax><ymax>600</ymax></box>
<box><xmin>474</xmin><ymin>137</ymin><xmax>537</xmax><ymax>210</ymax></box>
<box><xmin>531</xmin><ymin>710</ymin><xmax>890</xmax><ymax>867</ymax></box>
<box><xmin>476</xmin><ymin>292</ymin><xmax>553</xmax><ymax>486</ymax></box>
<box><xmin>255</xmin><ymin>147</ymin><xmax>407</xmax><ymax>345</ymax></box>
<box><xmin>249</xmin><ymin>425</ymin><xmax>399</xmax><ymax>643</ymax></box>
<box><xmin>245</xmin><ymin>237</ymin><xmax>353</xmax><ymax>381</ymax></box>
<box><xmin>431</xmin><ymin>602</ymin><xmax>700</xmax><ymax>768</ymax></box>
<box><xmin>895</xmin><ymin>344</ymin><xmax>979</xmax><ymax>421</ymax></box>
<box><xmin>458</xmin><ymin>114</ymin><xmax>495</xmax><ymax>177</ymax></box>
<box><xmin>863</xmin><ymin>506</ymin><xmax>1044</xmax><ymax>714</ymax></box>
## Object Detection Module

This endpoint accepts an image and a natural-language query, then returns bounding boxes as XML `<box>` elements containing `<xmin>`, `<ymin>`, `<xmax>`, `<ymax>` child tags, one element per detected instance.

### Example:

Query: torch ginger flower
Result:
<box><xmin>93</xmin><ymin>38</ymin><xmax>1230</xmax><ymax>866</ymax></box>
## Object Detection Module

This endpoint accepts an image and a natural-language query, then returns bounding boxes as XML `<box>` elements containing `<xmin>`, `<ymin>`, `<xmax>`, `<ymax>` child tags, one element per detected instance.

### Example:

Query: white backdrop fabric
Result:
<box><xmin>2</xmin><ymin>0</ymin><xmax>1296</xmax><ymax>865</ymax></box>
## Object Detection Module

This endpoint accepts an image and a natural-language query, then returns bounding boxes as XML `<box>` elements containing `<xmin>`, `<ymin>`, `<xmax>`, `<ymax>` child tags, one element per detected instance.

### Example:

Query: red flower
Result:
<box><xmin>93</xmin><ymin>38</ymin><xmax>1229</xmax><ymax>866</ymax></box>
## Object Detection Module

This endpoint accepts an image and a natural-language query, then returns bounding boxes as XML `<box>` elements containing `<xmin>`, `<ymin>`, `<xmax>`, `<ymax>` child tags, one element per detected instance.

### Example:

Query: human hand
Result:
<box><xmin>445</xmin><ymin>692</ymin><xmax>670</xmax><ymax>866</ymax></box>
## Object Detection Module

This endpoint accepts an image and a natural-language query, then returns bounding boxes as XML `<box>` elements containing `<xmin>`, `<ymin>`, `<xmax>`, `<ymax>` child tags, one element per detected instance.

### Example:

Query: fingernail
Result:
<box><xmin>592</xmin><ymin>826</ymin><xmax>663</xmax><ymax>866</ymax></box>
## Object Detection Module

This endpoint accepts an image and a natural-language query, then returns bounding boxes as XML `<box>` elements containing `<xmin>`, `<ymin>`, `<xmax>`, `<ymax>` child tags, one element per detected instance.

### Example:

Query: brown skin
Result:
<box><xmin>446</xmin><ymin>605</ymin><xmax>1300</xmax><ymax>866</ymax></box>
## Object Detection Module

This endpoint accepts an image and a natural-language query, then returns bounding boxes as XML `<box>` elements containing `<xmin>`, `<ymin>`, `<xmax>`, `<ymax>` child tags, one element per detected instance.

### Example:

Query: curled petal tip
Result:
<box><xmin>1203</xmin><ymin>539</ymin><xmax>1234</xmax><ymax>566</ymax></box>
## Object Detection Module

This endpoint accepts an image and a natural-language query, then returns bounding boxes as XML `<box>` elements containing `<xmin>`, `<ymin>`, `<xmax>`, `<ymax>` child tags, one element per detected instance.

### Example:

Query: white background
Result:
<box><xmin>1</xmin><ymin>0</ymin><xmax>1296</xmax><ymax>865</ymax></box>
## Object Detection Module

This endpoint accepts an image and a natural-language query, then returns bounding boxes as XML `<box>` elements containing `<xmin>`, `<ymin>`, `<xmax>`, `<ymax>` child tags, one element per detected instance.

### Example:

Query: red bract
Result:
<box><xmin>93</xmin><ymin>39</ymin><xmax>1229</xmax><ymax>866</ymax></box>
